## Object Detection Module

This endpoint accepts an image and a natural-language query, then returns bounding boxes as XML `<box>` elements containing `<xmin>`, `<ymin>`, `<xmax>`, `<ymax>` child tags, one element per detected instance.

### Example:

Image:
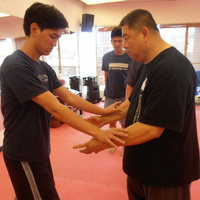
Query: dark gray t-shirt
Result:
<box><xmin>127</xmin><ymin>60</ymin><xmax>143</xmax><ymax>87</ymax></box>
<box><xmin>0</xmin><ymin>50</ymin><xmax>62</xmax><ymax>162</ymax></box>
<box><xmin>102</xmin><ymin>51</ymin><xmax>131</xmax><ymax>98</ymax></box>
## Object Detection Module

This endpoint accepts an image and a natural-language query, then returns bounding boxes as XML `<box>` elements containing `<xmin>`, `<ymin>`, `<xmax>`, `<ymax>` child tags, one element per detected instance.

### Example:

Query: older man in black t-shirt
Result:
<box><xmin>74</xmin><ymin>9</ymin><xmax>200</xmax><ymax>200</ymax></box>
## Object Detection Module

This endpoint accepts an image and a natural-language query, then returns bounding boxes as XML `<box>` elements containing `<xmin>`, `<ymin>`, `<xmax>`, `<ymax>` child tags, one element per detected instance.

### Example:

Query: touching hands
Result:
<box><xmin>95</xmin><ymin>128</ymin><xmax>127</xmax><ymax>148</ymax></box>
<box><xmin>102</xmin><ymin>101</ymin><xmax>122</xmax><ymax>116</ymax></box>
<box><xmin>73</xmin><ymin>128</ymin><xmax>127</xmax><ymax>153</ymax></box>
<box><xmin>73</xmin><ymin>138</ymin><xmax>110</xmax><ymax>154</ymax></box>
<box><xmin>86</xmin><ymin>116</ymin><xmax>105</xmax><ymax>128</ymax></box>
<box><xmin>85</xmin><ymin>113</ymin><xmax>127</xmax><ymax>147</ymax></box>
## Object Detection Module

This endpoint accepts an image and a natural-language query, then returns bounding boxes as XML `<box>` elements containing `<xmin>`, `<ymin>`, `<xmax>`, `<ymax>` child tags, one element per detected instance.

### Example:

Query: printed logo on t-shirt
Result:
<box><xmin>38</xmin><ymin>75</ymin><xmax>48</xmax><ymax>83</ymax></box>
<box><xmin>109</xmin><ymin>63</ymin><xmax>129</xmax><ymax>70</ymax></box>
<box><xmin>133</xmin><ymin>78</ymin><xmax>148</xmax><ymax>123</ymax></box>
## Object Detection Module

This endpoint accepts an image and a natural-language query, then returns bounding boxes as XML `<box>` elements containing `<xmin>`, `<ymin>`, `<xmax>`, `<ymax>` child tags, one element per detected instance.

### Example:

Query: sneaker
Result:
<box><xmin>108</xmin><ymin>148</ymin><xmax>116</xmax><ymax>154</ymax></box>
<box><xmin>120</xmin><ymin>147</ymin><xmax>124</xmax><ymax>156</ymax></box>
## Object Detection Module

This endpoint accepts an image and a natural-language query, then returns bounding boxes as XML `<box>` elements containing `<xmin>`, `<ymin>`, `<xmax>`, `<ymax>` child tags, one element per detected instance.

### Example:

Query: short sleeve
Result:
<box><xmin>4</xmin><ymin>67</ymin><xmax>48</xmax><ymax>104</ymax></box>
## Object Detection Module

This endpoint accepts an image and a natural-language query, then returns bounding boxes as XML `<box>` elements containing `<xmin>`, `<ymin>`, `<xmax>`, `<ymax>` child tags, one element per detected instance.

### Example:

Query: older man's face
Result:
<box><xmin>122</xmin><ymin>25</ymin><xmax>146</xmax><ymax>62</ymax></box>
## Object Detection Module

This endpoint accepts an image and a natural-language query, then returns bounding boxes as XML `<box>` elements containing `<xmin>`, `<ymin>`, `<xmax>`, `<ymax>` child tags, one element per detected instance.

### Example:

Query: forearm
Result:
<box><xmin>66</xmin><ymin>92</ymin><xmax>105</xmax><ymax>115</ymax></box>
<box><xmin>123</xmin><ymin>122</ymin><xmax>164</xmax><ymax>146</ymax></box>
<box><xmin>54</xmin><ymin>86</ymin><xmax>106</xmax><ymax>115</ymax></box>
<box><xmin>75</xmin><ymin>122</ymin><xmax>165</xmax><ymax>154</ymax></box>
<box><xmin>104</xmin><ymin>122</ymin><xmax>164</xmax><ymax>146</ymax></box>
<box><xmin>32</xmin><ymin>91</ymin><xmax>103</xmax><ymax>137</ymax></box>
<box><xmin>52</xmin><ymin>104</ymin><xmax>105</xmax><ymax>137</ymax></box>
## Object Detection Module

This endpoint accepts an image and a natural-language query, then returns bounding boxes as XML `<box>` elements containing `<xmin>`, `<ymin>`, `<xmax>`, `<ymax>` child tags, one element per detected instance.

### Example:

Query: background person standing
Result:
<box><xmin>125</xmin><ymin>60</ymin><xmax>143</xmax><ymax>99</ymax></box>
<box><xmin>102</xmin><ymin>27</ymin><xmax>132</xmax><ymax>154</ymax></box>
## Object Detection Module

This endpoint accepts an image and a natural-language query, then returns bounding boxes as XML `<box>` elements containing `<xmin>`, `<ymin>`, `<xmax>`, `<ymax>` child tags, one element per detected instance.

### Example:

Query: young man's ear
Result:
<box><xmin>30</xmin><ymin>23</ymin><xmax>40</xmax><ymax>36</ymax></box>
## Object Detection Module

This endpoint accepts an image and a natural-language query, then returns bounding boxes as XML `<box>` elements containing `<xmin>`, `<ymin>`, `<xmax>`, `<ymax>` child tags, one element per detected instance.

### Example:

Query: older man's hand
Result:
<box><xmin>73</xmin><ymin>138</ymin><xmax>111</xmax><ymax>154</ymax></box>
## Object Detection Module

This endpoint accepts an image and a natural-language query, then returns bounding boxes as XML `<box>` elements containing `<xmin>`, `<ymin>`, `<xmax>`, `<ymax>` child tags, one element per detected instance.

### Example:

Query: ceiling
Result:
<box><xmin>0</xmin><ymin>16</ymin><xmax>23</xmax><ymax>26</ymax></box>
<box><xmin>80</xmin><ymin>0</ymin><xmax>175</xmax><ymax>5</ymax></box>
<box><xmin>0</xmin><ymin>16</ymin><xmax>22</xmax><ymax>23</ymax></box>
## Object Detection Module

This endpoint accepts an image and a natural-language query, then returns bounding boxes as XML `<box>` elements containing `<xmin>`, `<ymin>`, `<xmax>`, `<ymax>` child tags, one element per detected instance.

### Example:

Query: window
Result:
<box><xmin>187</xmin><ymin>27</ymin><xmax>200</xmax><ymax>70</ymax></box>
<box><xmin>43</xmin><ymin>32</ymin><xmax>79</xmax><ymax>83</ymax></box>
<box><xmin>96</xmin><ymin>27</ymin><xmax>115</xmax><ymax>85</ymax></box>
<box><xmin>160</xmin><ymin>27</ymin><xmax>186</xmax><ymax>54</ymax></box>
<box><xmin>0</xmin><ymin>38</ymin><xmax>13</xmax><ymax>66</ymax></box>
<box><xmin>159</xmin><ymin>24</ymin><xmax>200</xmax><ymax>71</ymax></box>
<box><xmin>14</xmin><ymin>37</ymin><xmax>26</xmax><ymax>50</ymax></box>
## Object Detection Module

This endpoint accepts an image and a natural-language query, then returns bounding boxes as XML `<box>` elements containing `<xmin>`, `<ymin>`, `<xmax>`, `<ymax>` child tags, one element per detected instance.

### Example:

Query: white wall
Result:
<box><xmin>0</xmin><ymin>0</ymin><xmax>83</xmax><ymax>34</ymax></box>
<box><xmin>83</xmin><ymin>0</ymin><xmax>200</xmax><ymax>26</ymax></box>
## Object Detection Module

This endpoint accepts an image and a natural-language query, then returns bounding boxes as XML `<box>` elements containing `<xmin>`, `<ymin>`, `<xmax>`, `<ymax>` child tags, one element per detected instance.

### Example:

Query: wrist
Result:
<box><xmin>100</xmin><ymin>116</ymin><xmax>109</xmax><ymax>126</ymax></box>
<box><xmin>101</xmin><ymin>108</ymin><xmax>106</xmax><ymax>116</ymax></box>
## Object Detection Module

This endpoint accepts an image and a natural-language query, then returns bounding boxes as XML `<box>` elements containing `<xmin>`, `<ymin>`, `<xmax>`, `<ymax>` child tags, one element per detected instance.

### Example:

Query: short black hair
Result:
<box><xmin>111</xmin><ymin>27</ymin><xmax>122</xmax><ymax>39</ymax></box>
<box><xmin>23</xmin><ymin>2</ymin><xmax>69</xmax><ymax>36</ymax></box>
<box><xmin>119</xmin><ymin>9</ymin><xmax>159</xmax><ymax>32</ymax></box>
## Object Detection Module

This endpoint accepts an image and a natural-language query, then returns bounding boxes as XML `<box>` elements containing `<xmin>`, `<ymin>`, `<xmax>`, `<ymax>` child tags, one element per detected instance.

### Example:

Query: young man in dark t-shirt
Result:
<box><xmin>0</xmin><ymin>3</ymin><xmax>127</xmax><ymax>200</ymax></box>
<box><xmin>74</xmin><ymin>9</ymin><xmax>200</xmax><ymax>200</ymax></box>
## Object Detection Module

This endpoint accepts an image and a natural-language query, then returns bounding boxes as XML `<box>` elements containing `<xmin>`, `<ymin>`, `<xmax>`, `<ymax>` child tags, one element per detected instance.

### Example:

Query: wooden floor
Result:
<box><xmin>0</xmin><ymin>105</ymin><xmax>200</xmax><ymax>200</ymax></box>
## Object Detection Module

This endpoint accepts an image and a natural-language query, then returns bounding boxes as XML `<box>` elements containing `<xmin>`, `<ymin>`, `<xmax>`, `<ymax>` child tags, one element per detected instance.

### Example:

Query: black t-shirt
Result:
<box><xmin>123</xmin><ymin>47</ymin><xmax>200</xmax><ymax>187</ymax></box>
<box><xmin>0</xmin><ymin>50</ymin><xmax>62</xmax><ymax>162</ymax></box>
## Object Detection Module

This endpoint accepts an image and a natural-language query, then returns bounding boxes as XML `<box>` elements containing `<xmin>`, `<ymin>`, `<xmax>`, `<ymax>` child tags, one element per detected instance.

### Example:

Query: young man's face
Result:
<box><xmin>34</xmin><ymin>27</ymin><xmax>64</xmax><ymax>56</ymax></box>
<box><xmin>111</xmin><ymin>36</ymin><xmax>124</xmax><ymax>52</ymax></box>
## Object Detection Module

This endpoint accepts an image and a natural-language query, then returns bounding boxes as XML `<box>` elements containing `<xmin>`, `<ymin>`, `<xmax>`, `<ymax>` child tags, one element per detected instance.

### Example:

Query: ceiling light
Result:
<box><xmin>0</xmin><ymin>12</ymin><xmax>9</xmax><ymax>17</ymax></box>
<box><xmin>81</xmin><ymin>0</ymin><xmax>126</xmax><ymax>5</ymax></box>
